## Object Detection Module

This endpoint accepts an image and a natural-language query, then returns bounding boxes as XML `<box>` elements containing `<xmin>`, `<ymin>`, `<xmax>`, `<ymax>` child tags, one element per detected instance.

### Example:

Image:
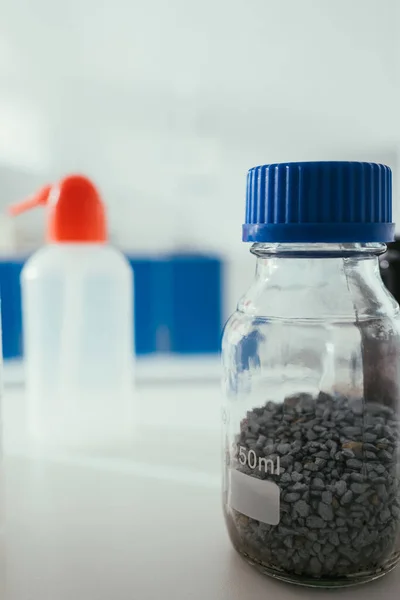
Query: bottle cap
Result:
<box><xmin>243</xmin><ymin>162</ymin><xmax>394</xmax><ymax>243</ymax></box>
<box><xmin>9</xmin><ymin>175</ymin><xmax>107</xmax><ymax>243</ymax></box>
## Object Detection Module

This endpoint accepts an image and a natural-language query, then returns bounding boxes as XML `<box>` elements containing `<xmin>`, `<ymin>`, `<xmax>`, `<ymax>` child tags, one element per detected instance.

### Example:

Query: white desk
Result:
<box><xmin>2</xmin><ymin>380</ymin><xmax>400</xmax><ymax>599</ymax></box>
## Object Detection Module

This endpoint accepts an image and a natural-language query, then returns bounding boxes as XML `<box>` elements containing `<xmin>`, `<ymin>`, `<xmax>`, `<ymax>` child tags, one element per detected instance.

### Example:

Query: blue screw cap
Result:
<box><xmin>243</xmin><ymin>162</ymin><xmax>394</xmax><ymax>243</ymax></box>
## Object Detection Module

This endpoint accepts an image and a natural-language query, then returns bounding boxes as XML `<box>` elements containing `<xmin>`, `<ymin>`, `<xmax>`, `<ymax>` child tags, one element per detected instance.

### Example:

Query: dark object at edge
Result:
<box><xmin>380</xmin><ymin>238</ymin><xmax>400</xmax><ymax>303</ymax></box>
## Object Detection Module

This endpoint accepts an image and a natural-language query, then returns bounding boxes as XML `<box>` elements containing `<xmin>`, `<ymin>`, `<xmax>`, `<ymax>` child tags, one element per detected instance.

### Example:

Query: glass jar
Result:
<box><xmin>222</xmin><ymin>162</ymin><xmax>400</xmax><ymax>587</ymax></box>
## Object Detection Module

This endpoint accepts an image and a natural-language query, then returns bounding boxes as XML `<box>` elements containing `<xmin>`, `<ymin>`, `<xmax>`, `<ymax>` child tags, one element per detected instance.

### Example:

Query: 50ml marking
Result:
<box><xmin>238</xmin><ymin>446</ymin><xmax>281</xmax><ymax>475</ymax></box>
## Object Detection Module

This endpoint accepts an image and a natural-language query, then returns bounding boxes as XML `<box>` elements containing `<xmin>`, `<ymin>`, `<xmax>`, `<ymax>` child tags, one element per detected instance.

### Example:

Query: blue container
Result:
<box><xmin>169</xmin><ymin>254</ymin><xmax>222</xmax><ymax>354</ymax></box>
<box><xmin>0</xmin><ymin>259</ymin><xmax>24</xmax><ymax>359</ymax></box>
<box><xmin>128</xmin><ymin>258</ymin><xmax>174</xmax><ymax>354</ymax></box>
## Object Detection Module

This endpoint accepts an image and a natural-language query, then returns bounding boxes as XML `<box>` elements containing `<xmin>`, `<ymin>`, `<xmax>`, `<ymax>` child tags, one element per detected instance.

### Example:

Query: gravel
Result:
<box><xmin>322</xmin><ymin>491</ymin><xmax>333</xmax><ymax>504</ymax></box>
<box><xmin>318</xmin><ymin>502</ymin><xmax>334</xmax><ymax>521</ymax></box>
<box><xmin>226</xmin><ymin>391</ymin><xmax>400</xmax><ymax>580</ymax></box>
<box><xmin>334</xmin><ymin>480</ymin><xmax>347</xmax><ymax>497</ymax></box>
<box><xmin>285</xmin><ymin>493</ymin><xmax>301</xmax><ymax>503</ymax></box>
<box><xmin>293</xmin><ymin>500</ymin><xmax>310</xmax><ymax>518</ymax></box>
<box><xmin>340</xmin><ymin>490</ymin><xmax>354</xmax><ymax>505</ymax></box>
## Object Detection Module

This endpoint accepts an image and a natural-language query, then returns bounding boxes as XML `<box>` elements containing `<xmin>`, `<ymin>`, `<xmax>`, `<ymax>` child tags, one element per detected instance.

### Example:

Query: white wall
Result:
<box><xmin>0</xmin><ymin>0</ymin><xmax>399</xmax><ymax>309</ymax></box>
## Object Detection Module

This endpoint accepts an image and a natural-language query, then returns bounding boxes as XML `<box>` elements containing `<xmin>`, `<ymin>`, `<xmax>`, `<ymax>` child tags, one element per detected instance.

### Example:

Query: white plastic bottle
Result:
<box><xmin>9</xmin><ymin>175</ymin><xmax>134</xmax><ymax>450</ymax></box>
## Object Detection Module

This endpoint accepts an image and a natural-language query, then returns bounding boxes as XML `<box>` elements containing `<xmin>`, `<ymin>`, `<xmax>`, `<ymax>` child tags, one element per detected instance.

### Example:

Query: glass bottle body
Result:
<box><xmin>222</xmin><ymin>243</ymin><xmax>400</xmax><ymax>587</ymax></box>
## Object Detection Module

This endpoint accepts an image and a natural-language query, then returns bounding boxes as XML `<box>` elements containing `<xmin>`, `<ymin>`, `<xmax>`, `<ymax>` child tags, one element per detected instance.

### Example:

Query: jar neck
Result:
<box><xmin>241</xmin><ymin>242</ymin><xmax>396</xmax><ymax>320</ymax></box>
<box><xmin>250</xmin><ymin>242</ymin><xmax>386</xmax><ymax>259</ymax></box>
<box><xmin>251</xmin><ymin>242</ymin><xmax>385</xmax><ymax>291</ymax></box>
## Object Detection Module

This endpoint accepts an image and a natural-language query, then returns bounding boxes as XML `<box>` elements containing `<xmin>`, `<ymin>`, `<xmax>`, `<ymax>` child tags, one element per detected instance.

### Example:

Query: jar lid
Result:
<box><xmin>242</xmin><ymin>162</ymin><xmax>394</xmax><ymax>243</ymax></box>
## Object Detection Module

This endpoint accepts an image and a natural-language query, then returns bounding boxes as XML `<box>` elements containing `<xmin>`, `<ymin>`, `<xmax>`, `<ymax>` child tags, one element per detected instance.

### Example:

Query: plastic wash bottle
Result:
<box><xmin>9</xmin><ymin>175</ymin><xmax>134</xmax><ymax>450</ymax></box>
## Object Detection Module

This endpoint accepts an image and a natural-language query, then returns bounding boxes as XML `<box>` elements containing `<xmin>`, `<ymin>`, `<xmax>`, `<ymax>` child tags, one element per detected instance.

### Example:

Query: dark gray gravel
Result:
<box><xmin>226</xmin><ymin>392</ymin><xmax>400</xmax><ymax>580</ymax></box>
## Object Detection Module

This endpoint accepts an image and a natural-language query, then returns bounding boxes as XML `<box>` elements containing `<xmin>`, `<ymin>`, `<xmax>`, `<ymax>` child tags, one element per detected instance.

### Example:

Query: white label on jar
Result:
<box><xmin>228</xmin><ymin>469</ymin><xmax>280</xmax><ymax>525</ymax></box>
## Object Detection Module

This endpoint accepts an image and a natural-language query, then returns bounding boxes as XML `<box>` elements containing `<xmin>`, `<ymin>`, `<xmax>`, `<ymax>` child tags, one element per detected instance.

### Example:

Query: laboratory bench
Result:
<box><xmin>2</xmin><ymin>360</ymin><xmax>400</xmax><ymax>600</ymax></box>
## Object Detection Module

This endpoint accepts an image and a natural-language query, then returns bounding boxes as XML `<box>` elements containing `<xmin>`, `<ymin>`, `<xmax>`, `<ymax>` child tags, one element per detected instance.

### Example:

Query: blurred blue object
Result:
<box><xmin>169</xmin><ymin>254</ymin><xmax>222</xmax><ymax>353</ymax></box>
<box><xmin>128</xmin><ymin>258</ymin><xmax>175</xmax><ymax>354</ymax></box>
<box><xmin>0</xmin><ymin>260</ymin><xmax>24</xmax><ymax>359</ymax></box>
<box><xmin>0</xmin><ymin>254</ymin><xmax>222</xmax><ymax>358</ymax></box>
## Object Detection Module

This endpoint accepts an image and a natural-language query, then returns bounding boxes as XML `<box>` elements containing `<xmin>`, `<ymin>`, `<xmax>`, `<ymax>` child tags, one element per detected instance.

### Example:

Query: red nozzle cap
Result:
<box><xmin>8</xmin><ymin>175</ymin><xmax>107</xmax><ymax>243</ymax></box>
<box><xmin>48</xmin><ymin>175</ymin><xmax>107</xmax><ymax>243</ymax></box>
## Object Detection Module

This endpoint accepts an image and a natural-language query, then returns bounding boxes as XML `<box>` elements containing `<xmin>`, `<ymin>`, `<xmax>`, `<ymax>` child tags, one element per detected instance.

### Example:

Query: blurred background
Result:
<box><xmin>1</xmin><ymin>5</ymin><xmax>400</xmax><ymax>597</ymax></box>
<box><xmin>0</xmin><ymin>0</ymin><xmax>399</xmax><ymax>366</ymax></box>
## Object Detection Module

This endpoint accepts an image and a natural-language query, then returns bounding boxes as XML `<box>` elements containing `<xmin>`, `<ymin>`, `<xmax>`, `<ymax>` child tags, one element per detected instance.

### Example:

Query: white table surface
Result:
<box><xmin>2</xmin><ymin>373</ymin><xmax>400</xmax><ymax>599</ymax></box>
